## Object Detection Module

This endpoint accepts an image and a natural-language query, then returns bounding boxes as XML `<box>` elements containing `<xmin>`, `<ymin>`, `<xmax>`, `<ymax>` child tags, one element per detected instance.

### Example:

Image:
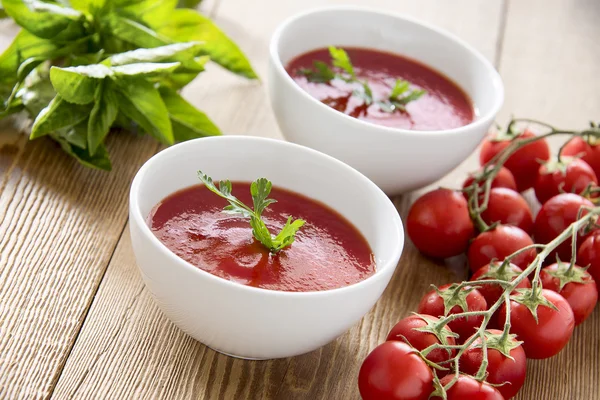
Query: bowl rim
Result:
<box><xmin>130</xmin><ymin>135</ymin><xmax>404</xmax><ymax>298</ymax></box>
<box><xmin>269</xmin><ymin>5</ymin><xmax>504</xmax><ymax>137</ymax></box>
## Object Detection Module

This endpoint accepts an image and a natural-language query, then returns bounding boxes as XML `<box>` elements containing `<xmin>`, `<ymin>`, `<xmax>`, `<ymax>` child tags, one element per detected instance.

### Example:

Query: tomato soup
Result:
<box><xmin>286</xmin><ymin>47</ymin><xmax>474</xmax><ymax>131</ymax></box>
<box><xmin>149</xmin><ymin>183</ymin><xmax>376</xmax><ymax>292</ymax></box>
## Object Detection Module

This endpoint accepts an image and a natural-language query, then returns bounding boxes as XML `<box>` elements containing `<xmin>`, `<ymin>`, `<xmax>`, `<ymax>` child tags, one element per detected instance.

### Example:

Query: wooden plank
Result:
<box><xmin>51</xmin><ymin>1</ymin><xmax>504</xmax><ymax>399</ymax></box>
<box><xmin>0</xmin><ymin>21</ymin><xmax>161</xmax><ymax>400</ymax></box>
<box><xmin>496</xmin><ymin>0</ymin><xmax>600</xmax><ymax>398</ymax></box>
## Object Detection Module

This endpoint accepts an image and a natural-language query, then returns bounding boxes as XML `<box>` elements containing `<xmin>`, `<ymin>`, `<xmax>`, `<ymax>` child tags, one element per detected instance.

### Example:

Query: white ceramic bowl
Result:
<box><xmin>129</xmin><ymin>136</ymin><xmax>403</xmax><ymax>359</ymax></box>
<box><xmin>268</xmin><ymin>6</ymin><xmax>504</xmax><ymax>195</ymax></box>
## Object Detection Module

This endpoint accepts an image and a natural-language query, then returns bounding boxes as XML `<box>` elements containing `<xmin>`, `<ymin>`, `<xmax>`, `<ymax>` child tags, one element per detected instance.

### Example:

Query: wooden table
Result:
<box><xmin>1</xmin><ymin>1</ymin><xmax>599</xmax><ymax>399</ymax></box>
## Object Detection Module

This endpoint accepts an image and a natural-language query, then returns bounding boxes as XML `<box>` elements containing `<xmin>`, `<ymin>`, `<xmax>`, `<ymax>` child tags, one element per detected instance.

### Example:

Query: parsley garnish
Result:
<box><xmin>298</xmin><ymin>46</ymin><xmax>426</xmax><ymax>113</ymax></box>
<box><xmin>198</xmin><ymin>171</ymin><xmax>305</xmax><ymax>253</ymax></box>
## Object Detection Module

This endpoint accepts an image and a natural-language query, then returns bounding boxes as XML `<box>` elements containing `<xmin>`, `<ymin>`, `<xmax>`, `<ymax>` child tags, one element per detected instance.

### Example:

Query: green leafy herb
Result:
<box><xmin>197</xmin><ymin>171</ymin><xmax>305</xmax><ymax>253</ymax></box>
<box><xmin>0</xmin><ymin>0</ymin><xmax>257</xmax><ymax>170</ymax></box>
<box><xmin>298</xmin><ymin>46</ymin><xmax>426</xmax><ymax>113</ymax></box>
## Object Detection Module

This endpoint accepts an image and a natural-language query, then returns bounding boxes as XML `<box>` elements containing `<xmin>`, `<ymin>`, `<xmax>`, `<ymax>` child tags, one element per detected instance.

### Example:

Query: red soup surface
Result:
<box><xmin>286</xmin><ymin>47</ymin><xmax>474</xmax><ymax>131</ymax></box>
<box><xmin>149</xmin><ymin>183</ymin><xmax>376</xmax><ymax>292</ymax></box>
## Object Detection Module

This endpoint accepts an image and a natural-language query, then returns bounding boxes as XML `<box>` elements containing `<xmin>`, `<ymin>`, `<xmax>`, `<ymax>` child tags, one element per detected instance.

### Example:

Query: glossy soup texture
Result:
<box><xmin>286</xmin><ymin>47</ymin><xmax>475</xmax><ymax>131</ymax></box>
<box><xmin>149</xmin><ymin>183</ymin><xmax>376</xmax><ymax>292</ymax></box>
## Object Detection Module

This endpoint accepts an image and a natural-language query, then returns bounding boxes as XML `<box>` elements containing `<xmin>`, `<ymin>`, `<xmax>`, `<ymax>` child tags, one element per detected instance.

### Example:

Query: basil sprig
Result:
<box><xmin>0</xmin><ymin>0</ymin><xmax>257</xmax><ymax>170</ymax></box>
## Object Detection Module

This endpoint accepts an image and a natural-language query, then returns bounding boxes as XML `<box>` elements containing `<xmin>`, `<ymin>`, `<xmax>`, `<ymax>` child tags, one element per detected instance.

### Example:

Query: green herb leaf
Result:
<box><xmin>177</xmin><ymin>0</ymin><xmax>202</xmax><ymax>8</ymax></box>
<box><xmin>120</xmin><ymin>0</ymin><xmax>178</xmax><ymax>26</ymax></box>
<box><xmin>271</xmin><ymin>217</ymin><xmax>305</xmax><ymax>252</ymax></box>
<box><xmin>52</xmin><ymin>132</ymin><xmax>112</xmax><ymax>171</ymax></box>
<box><xmin>299</xmin><ymin>61</ymin><xmax>335</xmax><ymax>83</ymax></box>
<box><xmin>113</xmin><ymin>76</ymin><xmax>173</xmax><ymax>144</ymax></box>
<box><xmin>69</xmin><ymin>0</ymin><xmax>107</xmax><ymax>14</ymax></box>
<box><xmin>250</xmin><ymin>178</ymin><xmax>276</xmax><ymax>215</ymax></box>
<box><xmin>52</xmin><ymin>64</ymin><xmax>114</xmax><ymax>79</ymax></box>
<box><xmin>328</xmin><ymin>46</ymin><xmax>355</xmax><ymax>78</ymax></box>
<box><xmin>88</xmin><ymin>80</ymin><xmax>118</xmax><ymax>155</ymax></box>
<box><xmin>16</xmin><ymin>62</ymin><xmax>56</xmax><ymax>116</ymax></box>
<box><xmin>56</xmin><ymin>119</ymin><xmax>88</xmax><ymax>149</ymax></box>
<box><xmin>102</xmin><ymin>14</ymin><xmax>171</xmax><ymax>49</ymax></box>
<box><xmin>49</xmin><ymin>66</ymin><xmax>99</xmax><ymax>105</ymax></box>
<box><xmin>197</xmin><ymin>171</ymin><xmax>305</xmax><ymax>253</ymax></box>
<box><xmin>390</xmin><ymin>79</ymin><xmax>410</xmax><ymax>98</ymax></box>
<box><xmin>30</xmin><ymin>95</ymin><xmax>90</xmax><ymax>139</ymax></box>
<box><xmin>149</xmin><ymin>9</ymin><xmax>257</xmax><ymax>79</ymax></box>
<box><xmin>106</xmin><ymin>41</ymin><xmax>203</xmax><ymax>66</ymax></box>
<box><xmin>3</xmin><ymin>0</ymin><xmax>86</xmax><ymax>40</ymax></box>
<box><xmin>158</xmin><ymin>86</ymin><xmax>220</xmax><ymax>141</ymax></box>
<box><xmin>111</xmin><ymin>62</ymin><xmax>180</xmax><ymax>77</ymax></box>
<box><xmin>0</xmin><ymin>30</ymin><xmax>57</xmax><ymax>98</ymax></box>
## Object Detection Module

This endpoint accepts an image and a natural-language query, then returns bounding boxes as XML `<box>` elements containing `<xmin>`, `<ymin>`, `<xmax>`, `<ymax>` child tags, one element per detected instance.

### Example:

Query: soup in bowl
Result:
<box><xmin>268</xmin><ymin>6</ymin><xmax>504</xmax><ymax>194</ymax></box>
<box><xmin>129</xmin><ymin>136</ymin><xmax>403</xmax><ymax>359</ymax></box>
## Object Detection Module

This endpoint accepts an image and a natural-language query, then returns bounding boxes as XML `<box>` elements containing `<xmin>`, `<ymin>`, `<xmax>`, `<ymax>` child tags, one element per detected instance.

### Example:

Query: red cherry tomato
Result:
<box><xmin>358</xmin><ymin>341</ymin><xmax>433</xmax><ymax>400</ymax></box>
<box><xmin>578</xmin><ymin>233</ymin><xmax>600</xmax><ymax>294</ymax></box>
<box><xmin>407</xmin><ymin>189</ymin><xmax>475</xmax><ymax>259</ymax></box>
<box><xmin>480</xmin><ymin>129</ymin><xmax>551</xmax><ymax>191</ymax></box>
<box><xmin>562</xmin><ymin>136</ymin><xmax>600</xmax><ymax>178</ymax></box>
<box><xmin>470</xmin><ymin>262</ymin><xmax>532</xmax><ymax>306</ymax></box>
<box><xmin>463</xmin><ymin>166</ymin><xmax>518</xmax><ymax>195</ymax></box>
<box><xmin>460</xmin><ymin>329</ymin><xmax>526</xmax><ymax>399</ymax></box>
<box><xmin>417</xmin><ymin>284</ymin><xmax>487</xmax><ymax>342</ymax></box>
<box><xmin>387</xmin><ymin>315</ymin><xmax>456</xmax><ymax>366</ymax></box>
<box><xmin>498</xmin><ymin>289</ymin><xmax>574</xmax><ymax>359</ymax></box>
<box><xmin>540</xmin><ymin>263</ymin><xmax>598</xmax><ymax>325</ymax></box>
<box><xmin>534</xmin><ymin>193</ymin><xmax>594</xmax><ymax>261</ymax></box>
<box><xmin>534</xmin><ymin>157</ymin><xmax>598</xmax><ymax>204</ymax></box>
<box><xmin>432</xmin><ymin>375</ymin><xmax>504</xmax><ymax>400</ymax></box>
<box><xmin>480</xmin><ymin>188</ymin><xmax>534</xmax><ymax>234</ymax></box>
<box><xmin>467</xmin><ymin>225</ymin><xmax>537</xmax><ymax>273</ymax></box>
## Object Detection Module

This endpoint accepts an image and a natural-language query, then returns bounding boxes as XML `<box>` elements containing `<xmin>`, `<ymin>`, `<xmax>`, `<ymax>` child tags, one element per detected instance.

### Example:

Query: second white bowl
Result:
<box><xmin>268</xmin><ymin>6</ymin><xmax>504</xmax><ymax>195</ymax></box>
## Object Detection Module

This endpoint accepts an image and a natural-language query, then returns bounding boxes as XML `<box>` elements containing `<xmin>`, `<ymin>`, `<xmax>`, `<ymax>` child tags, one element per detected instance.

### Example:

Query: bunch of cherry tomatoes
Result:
<box><xmin>358</xmin><ymin>121</ymin><xmax>600</xmax><ymax>400</ymax></box>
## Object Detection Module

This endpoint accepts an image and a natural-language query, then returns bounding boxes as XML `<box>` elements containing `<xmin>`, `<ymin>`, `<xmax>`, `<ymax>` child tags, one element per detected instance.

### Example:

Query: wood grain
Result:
<box><xmin>51</xmin><ymin>1</ymin><xmax>505</xmax><ymax>399</ymax></box>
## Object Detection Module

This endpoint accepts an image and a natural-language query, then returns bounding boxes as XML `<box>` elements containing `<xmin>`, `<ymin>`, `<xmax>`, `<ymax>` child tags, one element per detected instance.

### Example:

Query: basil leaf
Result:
<box><xmin>53</xmin><ymin>64</ymin><xmax>114</xmax><ymax>78</ymax></box>
<box><xmin>30</xmin><ymin>95</ymin><xmax>90</xmax><ymax>139</ymax></box>
<box><xmin>17</xmin><ymin>62</ymin><xmax>56</xmax><ymax>116</ymax></box>
<box><xmin>102</xmin><ymin>14</ymin><xmax>170</xmax><ymax>48</ymax></box>
<box><xmin>56</xmin><ymin>119</ymin><xmax>88</xmax><ymax>149</ymax></box>
<box><xmin>3</xmin><ymin>0</ymin><xmax>86</xmax><ymax>40</ymax></box>
<box><xmin>121</xmin><ymin>0</ymin><xmax>177</xmax><ymax>26</ymax></box>
<box><xmin>111</xmin><ymin>62</ymin><xmax>180</xmax><ymax>76</ymax></box>
<box><xmin>50</xmin><ymin>66</ymin><xmax>99</xmax><ymax>104</ymax></box>
<box><xmin>52</xmin><ymin>133</ymin><xmax>112</xmax><ymax>171</ymax></box>
<box><xmin>177</xmin><ymin>0</ymin><xmax>202</xmax><ymax>8</ymax></box>
<box><xmin>159</xmin><ymin>87</ymin><xmax>220</xmax><ymax>141</ymax></box>
<box><xmin>149</xmin><ymin>9</ymin><xmax>257</xmax><ymax>79</ymax></box>
<box><xmin>0</xmin><ymin>30</ymin><xmax>57</xmax><ymax>97</ymax></box>
<box><xmin>114</xmin><ymin>77</ymin><xmax>173</xmax><ymax>144</ymax></box>
<box><xmin>106</xmin><ymin>41</ymin><xmax>203</xmax><ymax>66</ymax></box>
<box><xmin>88</xmin><ymin>81</ymin><xmax>118</xmax><ymax>155</ymax></box>
<box><xmin>69</xmin><ymin>0</ymin><xmax>106</xmax><ymax>13</ymax></box>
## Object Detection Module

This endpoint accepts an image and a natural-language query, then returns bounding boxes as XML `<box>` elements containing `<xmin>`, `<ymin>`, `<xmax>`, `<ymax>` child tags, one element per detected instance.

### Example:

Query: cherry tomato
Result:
<box><xmin>407</xmin><ymin>189</ymin><xmax>475</xmax><ymax>258</ymax></box>
<box><xmin>467</xmin><ymin>225</ymin><xmax>537</xmax><ymax>273</ymax></box>
<box><xmin>540</xmin><ymin>263</ymin><xmax>598</xmax><ymax>325</ymax></box>
<box><xmin>577</xmin><ymin>233</ymin><xmax>600</xmax><ymax>294</ymax></box>
<box><xmin>470</xmin><ymin>262</ymin><xmax>532</xmax><ymax>306</ymax></box>
<box><xmin>460</xmin><ymin>329</ymin><xmax>526</xmax><ymax>399</ymax></box>
<box><xmin>480</xmin><ymin>129</ymin><xmax>551</xmax><ymax>191</ymax></box>
<box><xmin>463</xmin><ymin>166</ymin><xmax>518</xmax><ymax>196</ymax></box>
<box><xmin>562</xmin><ymin>136</ymin><xmax>600</xmax><ymax>178</ymax></box>
<box><xmin>432</xmin><ymin>375</ymin><xmax>504</xmax><ymax>400</ymax></box>
<box><xmin>534</xmin><ymin>157</ymin><xmax>597</xmax><ymax>204</ymax></box>
<box><xmin>534</xmin><ymin>193</ymin><xmax>594</xmax><ymax>261</ymax></box>
<box><xmin>387</xmin><ymin>315</ymin><xmax>456</xmax><ymax>366</ymax></box>
<box><xmin>358</xmin><ymin>341</ymin><xmax>433</xmax><ymax>400</ymax></box>
<box><xmin>480</xmin><ymin>188</ymin><xmax>534</xmax><ymax>234</ymax></box>
<box><xmin>498</xmin><ymin>289</ymin><xmax>574</xmax><ymax>359</ymax></box>
<box><xmin>417</xmin><ymin>284</ymin><xmax>487</xmax><ymax>342</ymax></box>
